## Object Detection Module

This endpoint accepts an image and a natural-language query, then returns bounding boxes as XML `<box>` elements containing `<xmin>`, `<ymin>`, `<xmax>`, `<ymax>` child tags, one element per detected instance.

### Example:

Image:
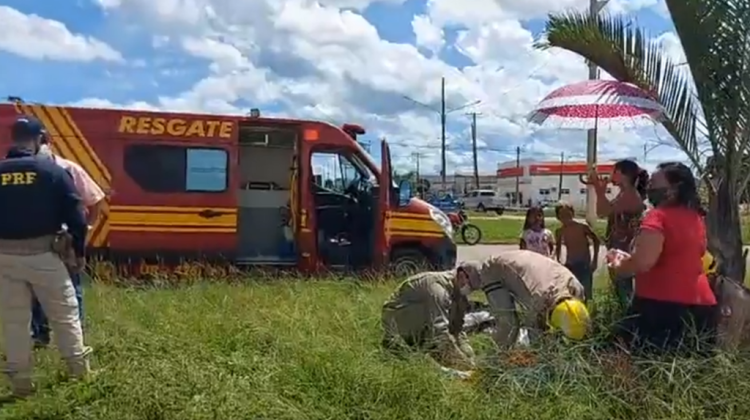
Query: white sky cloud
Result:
<box><xmin>4</xmin><ymin>0</ymin><xmax>677</xmax><ymax>174</ymax></box>
<box><xmin>411</xmin><ymin>14</ymin><xmax>444</xmax><ymax>55</ymax></box>
<box><xmin>0</xmin><ymin>6</ymin><xmax>123</xmax><ymax>62</ymax></box>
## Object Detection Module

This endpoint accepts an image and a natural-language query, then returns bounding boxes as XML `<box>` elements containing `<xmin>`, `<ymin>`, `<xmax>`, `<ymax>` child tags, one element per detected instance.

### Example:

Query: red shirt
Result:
<box><xmin>635</xmin><ymin>206</ymin><xmax>716</xmax><ymax>305</ymax></box>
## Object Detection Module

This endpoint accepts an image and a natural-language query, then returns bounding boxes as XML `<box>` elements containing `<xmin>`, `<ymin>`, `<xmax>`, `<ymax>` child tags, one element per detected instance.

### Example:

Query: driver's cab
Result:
<box><xmin>298</xmin><ymin>121</ymin><xmax>453</xmax><ymax>274</ymax></box>
<box><xmin>309</xmin><ymin>147</ymin><xmax>378</xmax><ymax>268</ymax></box>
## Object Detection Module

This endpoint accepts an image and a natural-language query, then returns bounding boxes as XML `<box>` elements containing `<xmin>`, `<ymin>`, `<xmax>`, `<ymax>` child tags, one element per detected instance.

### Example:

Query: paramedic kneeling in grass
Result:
<box><xmin>608</xmin><ymin>162</ymin><xmax>717</xmax><ymax>354</ymax></box>
<box><xmin>462</xmin><ymin>250</ymin><xmax>591</xmax><ymax>348</ymax></box>
<box><xmin>381</xmin><ymin>264</ymin><xmax>482</xmax><ymax>372</ymax></box>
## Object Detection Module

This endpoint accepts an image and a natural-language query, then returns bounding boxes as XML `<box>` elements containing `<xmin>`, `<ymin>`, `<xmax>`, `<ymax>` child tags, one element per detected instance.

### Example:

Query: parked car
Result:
<box><xmin>460</xmin><ymin>190</ymin><xmax>506</xmax><ymax>215</ymax></box>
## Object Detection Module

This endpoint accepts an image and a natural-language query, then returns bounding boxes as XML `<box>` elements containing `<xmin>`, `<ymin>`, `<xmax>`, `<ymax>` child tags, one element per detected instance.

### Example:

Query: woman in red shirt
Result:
<box><xmin>609</xmin><ymin>162</ymin><xmax>716</xmax><ymax>354</ymax></box>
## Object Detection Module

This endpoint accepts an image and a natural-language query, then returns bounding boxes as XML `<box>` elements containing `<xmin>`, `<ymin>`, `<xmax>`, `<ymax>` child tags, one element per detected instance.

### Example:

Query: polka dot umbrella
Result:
<box><xmin>527</xmin><ymin>79</ymin><xmax>665</xmax><ymax>226</ymax></box>
<box><xmin>527</xmin><ymin>80</ymin><xmax>665</xmax><ymax>131</ymax></box>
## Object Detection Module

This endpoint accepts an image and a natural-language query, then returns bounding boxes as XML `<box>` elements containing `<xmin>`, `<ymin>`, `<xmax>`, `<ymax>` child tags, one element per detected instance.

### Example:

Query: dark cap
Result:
<box><xmin>11</xmin><ymin>115</ymin><xmax>47</xmax><ymax>141</ymax></box>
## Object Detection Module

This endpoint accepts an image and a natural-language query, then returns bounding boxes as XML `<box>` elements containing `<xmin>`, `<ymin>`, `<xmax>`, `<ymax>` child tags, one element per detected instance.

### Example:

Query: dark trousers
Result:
<box><xmin>31</xmin><ymin>270</ymin><xmax>83</xmax><ymax>343</ymax></box>
<box><xmin>614</xmin><ymin>296</ymin><xmax>717</xmax><ymax>356</ymax></box>
<box><xmin>565</xmin><ymin>259</ymin><xmax>593</xmax><ymax>302</ymax></box>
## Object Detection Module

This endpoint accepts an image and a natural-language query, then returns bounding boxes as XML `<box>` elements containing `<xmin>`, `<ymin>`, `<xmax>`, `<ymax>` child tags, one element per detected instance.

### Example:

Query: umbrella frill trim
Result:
<box><xmin>527</xmin><ymin>113</ymin><xmax>661</xmax><ymax>131</ymax></box>
<box><xmin>535</xmin><ymin>95</ymin><xmax>664</xmax><ymax>111</ymax></box>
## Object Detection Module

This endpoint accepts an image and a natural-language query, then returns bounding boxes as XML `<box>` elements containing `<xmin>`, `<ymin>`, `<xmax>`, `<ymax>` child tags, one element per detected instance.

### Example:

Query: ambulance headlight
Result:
<box><xmin>429</xmin><ymin>207</ymin><xmax>453</xmax><ymax>237</ymax></box>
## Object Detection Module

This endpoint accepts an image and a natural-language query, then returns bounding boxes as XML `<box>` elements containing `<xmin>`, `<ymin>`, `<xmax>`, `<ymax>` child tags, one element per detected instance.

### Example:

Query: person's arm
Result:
<box><xmin>554</xmin><ymin>228</ymin><xmax>563</xmax><ymax>262</ymax></box>
<box><xmin>448</xmin><ymin>292</ymin><xmax>470</xmax><ymax>336</ymax></box>
<box><xmin>596</xmin><ymin>187</ymin><xmax>614</xmax><ymax>218</ymax></box>
<box><xmin>68</xmin><ymin>163</ymin><xmax>106</xmax><ymax>224</ymax></box>
<box><xmin>484</xmin><ymin>287</ymin><xmax>520</xmax><ymax>349</ymax></box>
<box><xmin>615</xmin><ymin>211</ymin><xmax>664</xmax><ymax>275</ymax></box>
<box><xmin>519</xmin><ymin>231</ymin><xmax>527</xmax><ymax>250</ymax></box>
<box><xmin>546</xmin><ymin>229</ymin><xmax>555</xmax><ymax>255</ymax></box>
<box><xmin>54</xmin><ymin>167</ymin><xmax>88</xmax><ymax>261</ymax></box>
<box><xmin>427</xmin><ymin>287</ymin><xmax>475</xmax><ymax>371</ymax></box>
<box><xmin>584</xmin><ymin>224</ymin><xmax>601</xmax><ymax>270</ymax></box>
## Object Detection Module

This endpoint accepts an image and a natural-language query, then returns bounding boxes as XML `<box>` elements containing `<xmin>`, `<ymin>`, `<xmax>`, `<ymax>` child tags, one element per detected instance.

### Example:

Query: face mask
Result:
<box><xmin>36</xmin><ymin>144</ymin><xmax>53</xmax><ymax>158</ymax></box>
<box><xmin>647</xmin><ymin>188</ymin><xmax>669</xmax><ymax>207</ymax></box>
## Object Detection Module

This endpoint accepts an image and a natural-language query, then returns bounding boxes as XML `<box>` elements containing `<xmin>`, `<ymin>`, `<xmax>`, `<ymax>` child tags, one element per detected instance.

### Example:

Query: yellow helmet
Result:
<box><xmin>549</xmin><ymin>298</ymin><xmax>590</xmax><ymax>341</ymax></box>
<box><xmin>702</xmin><ymin>251</ymin><xmax>718</xmax><ymax>275</ymax></box>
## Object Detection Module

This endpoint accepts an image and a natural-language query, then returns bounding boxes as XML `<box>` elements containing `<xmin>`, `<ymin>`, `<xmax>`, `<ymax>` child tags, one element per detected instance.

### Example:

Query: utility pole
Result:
<box><xmin>440</xmin><ymin>77</ymin><xmax>447</xmax><ymax>187</ymax></box>
<box><xmin>403</xmin><ymin>78</ymin><xmax>481</xmax><ymax>188</ymax></box>
<box><xmin>584</xmin><ymin>0</ymin><xmax>611</xmax><ymax>226</ymax></box>
<box><xmin>514</xmin><ymin>146</ymin><xmax>521</xmax><ymax>206</ymax></box>
<box><xmin>469</xmin><ymin>112</ymin><xmax>480</xmax><ymax>189</ymax></box>
<box><xmin>413</xmin><ymin>152</ymin><xmax>421</xmax><ymax>198</ymax></box>
<box><xmin>558</xmin><ymin>152</ymin><xmax>565</xmax><ymax>200</ymax></box>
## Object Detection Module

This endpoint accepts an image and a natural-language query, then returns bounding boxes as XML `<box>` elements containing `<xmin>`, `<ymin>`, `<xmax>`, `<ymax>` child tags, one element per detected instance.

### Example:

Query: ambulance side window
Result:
<box><xmin>124</xmin><ymin>144</ymin><xmax>229</xmax><ymax>193</ymax></box>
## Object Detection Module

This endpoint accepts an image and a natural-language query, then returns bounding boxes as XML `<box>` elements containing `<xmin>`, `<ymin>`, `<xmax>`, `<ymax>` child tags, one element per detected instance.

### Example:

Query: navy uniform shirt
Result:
<box><xmin>0</xmin><ymin>147</ymin><xmax>88</xmax><ymax>257</ymax></box>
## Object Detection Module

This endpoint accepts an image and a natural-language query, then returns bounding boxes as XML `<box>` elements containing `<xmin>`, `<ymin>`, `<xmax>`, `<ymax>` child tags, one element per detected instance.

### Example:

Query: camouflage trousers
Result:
<box><xmin>381</xmin><ymin>306</ymin><xmax>475</xmax><ymax>370</ymax></box>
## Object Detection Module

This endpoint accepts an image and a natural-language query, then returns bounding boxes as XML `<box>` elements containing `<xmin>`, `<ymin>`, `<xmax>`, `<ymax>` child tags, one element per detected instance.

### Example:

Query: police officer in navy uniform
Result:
<box><xmin>0</xmin><ymin>115</ymin><xmax>91</xmax><ymax>398</ymax></box>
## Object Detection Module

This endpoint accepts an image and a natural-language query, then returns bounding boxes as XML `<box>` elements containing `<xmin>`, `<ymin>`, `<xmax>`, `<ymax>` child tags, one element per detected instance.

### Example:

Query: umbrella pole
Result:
<box><xmin>585</xmin><ymin>106</ymin><xmax>599</xmax><ymax>226</ymax></box>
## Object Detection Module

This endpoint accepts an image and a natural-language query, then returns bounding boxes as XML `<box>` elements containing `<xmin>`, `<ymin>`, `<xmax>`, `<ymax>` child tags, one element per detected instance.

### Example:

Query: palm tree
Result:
<box><xmin>536</xmin><ymin>0</ymin><xmax>750</xmax><ymax>282</ymax></box>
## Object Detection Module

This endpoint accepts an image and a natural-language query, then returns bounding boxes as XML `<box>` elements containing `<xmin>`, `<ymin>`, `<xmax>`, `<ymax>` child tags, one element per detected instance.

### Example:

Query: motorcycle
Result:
<box><xmin>448</xmin><ymin>209</ymin><xmax>482</xmax><ymax>245</ymax></box>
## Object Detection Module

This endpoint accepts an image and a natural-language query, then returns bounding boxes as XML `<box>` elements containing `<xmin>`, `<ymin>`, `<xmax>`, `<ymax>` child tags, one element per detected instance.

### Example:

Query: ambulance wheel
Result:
<box><xmin>390</xmin><ymin>249</ymin><xmax>430</xmax><ymax>277</ymax></box>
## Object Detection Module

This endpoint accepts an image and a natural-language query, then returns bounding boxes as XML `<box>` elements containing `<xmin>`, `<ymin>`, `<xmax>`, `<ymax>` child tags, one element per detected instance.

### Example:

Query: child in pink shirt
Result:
<box><xmin>519</xmin><ymin>206</ymin><xmax>555</xmax><ymax>257</ymax></box>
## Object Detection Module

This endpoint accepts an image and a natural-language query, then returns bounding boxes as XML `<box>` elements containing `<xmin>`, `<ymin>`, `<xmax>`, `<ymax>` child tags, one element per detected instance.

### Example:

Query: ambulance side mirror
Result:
<box><xmin>398</xmin><ymin>180</ymin><xmax>412</xmax><ymax>206</ymax></box>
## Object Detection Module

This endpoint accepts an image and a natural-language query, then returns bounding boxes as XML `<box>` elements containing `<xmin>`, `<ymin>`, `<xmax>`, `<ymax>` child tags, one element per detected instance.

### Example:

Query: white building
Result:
<box><xmin>496</xmin><ymin>159</ymin><xmax>621</xmax><ymax>210</ymax></box>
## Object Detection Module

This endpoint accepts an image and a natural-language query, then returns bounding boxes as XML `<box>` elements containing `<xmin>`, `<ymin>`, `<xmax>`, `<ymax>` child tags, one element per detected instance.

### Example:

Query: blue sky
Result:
<box><xmin>0</xmin><ymin>0</ymin><xmax>685</xmax><ymax>173</ymax></box>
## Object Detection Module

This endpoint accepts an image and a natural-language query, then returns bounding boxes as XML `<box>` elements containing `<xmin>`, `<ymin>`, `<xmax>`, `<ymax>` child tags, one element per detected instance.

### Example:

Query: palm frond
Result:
<box><xmin>668</xmin><ymin>0</ymin><xmax>750</xmax><ymax>178</ymax></box>
<box><xmin>535</xmin><ymin>12</ymin><xmax>702</xmax><ymax>171</ymax></box>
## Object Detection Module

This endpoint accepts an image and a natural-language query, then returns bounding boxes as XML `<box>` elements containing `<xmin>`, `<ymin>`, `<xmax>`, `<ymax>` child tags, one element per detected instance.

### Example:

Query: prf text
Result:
<box><xmin>117</xmin><ymin>116</ymin><xmax>234</xmax><ymax>138</ymax></box>
<box><xmin>1</xmin><ymin>172</ymin><xmax>37</xmax><ymax>186</ymax></box>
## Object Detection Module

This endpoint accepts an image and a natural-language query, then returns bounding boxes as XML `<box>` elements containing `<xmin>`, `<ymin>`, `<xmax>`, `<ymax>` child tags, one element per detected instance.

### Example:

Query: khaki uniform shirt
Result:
<box><xmin>381</xmin><ymin>271</ymin><xmax>474</xmax><ymax>370</ymax></box>
<box><xmin>463</xmin><ymin>250</ymin><xmax>584</xmax><ymax>347</ymax></box>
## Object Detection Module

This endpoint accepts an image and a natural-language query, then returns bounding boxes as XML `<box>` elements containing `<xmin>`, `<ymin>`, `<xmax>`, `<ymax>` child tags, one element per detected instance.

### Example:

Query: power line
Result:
<box><xmin>402</xmin><ymin>77</ymin><xmax>481</xmax><ymax>187</ymax></box>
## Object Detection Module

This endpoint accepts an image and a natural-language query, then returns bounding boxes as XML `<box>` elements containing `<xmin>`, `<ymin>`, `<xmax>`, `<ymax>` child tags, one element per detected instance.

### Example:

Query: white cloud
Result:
<box><xmin>42</xmin><ymin>0</ymin><xmax>682</xmax><ymax>175</ymax></box>
<box><xmin>411</xmin><ymin>14</ymin><xmax>444</xmax><ymax>55</ymax></box>
<box><xmin>656</xmin><ymin>31</ymin><xmax>686</xmax><ymax>63</ymax></box>
<box><xmin>0</xmin><ymin>6</ymin><xmax>122</xmax><ymax>62</ymax></box>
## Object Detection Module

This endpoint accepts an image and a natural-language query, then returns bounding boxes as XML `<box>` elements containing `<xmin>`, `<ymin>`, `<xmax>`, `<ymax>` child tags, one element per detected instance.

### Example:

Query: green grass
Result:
<box><xmin>457</xmin><ymin>214</ymin><xmax>750</xmax><ymax>245</ymax></box>
<box><xmin>456</xmin><ymin>217</ymin><xmax>608</xmax><ymax>245</ymax></box>
<box><xmin>4</xmin><ymin>273</ymin><xmax>750</xmax><ymax>419</ymax></box>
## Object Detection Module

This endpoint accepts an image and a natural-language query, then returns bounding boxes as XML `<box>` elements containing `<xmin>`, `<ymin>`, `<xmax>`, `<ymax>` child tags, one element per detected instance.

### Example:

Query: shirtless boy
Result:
<box><xmin>554</xmin><ymin>203</ymin><xmax>600</xmax><ymax>301</ymax></box>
